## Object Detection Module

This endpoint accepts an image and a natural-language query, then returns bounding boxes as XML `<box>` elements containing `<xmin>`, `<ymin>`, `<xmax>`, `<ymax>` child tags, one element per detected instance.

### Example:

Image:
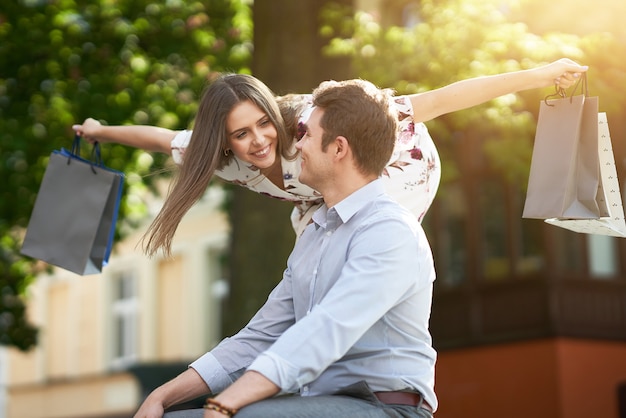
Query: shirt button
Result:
<box><xmin>326</xmin><ymin>231</ymin><xmax>332</xmax><ymax>236</ymax></box>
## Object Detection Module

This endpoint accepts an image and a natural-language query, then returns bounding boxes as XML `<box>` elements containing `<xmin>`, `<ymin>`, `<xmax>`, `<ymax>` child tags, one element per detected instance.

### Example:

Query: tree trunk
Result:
<box><xmin>222</xmin><ymin>0</ymin><xmax>353</xmax><ymax>337</ymax></box>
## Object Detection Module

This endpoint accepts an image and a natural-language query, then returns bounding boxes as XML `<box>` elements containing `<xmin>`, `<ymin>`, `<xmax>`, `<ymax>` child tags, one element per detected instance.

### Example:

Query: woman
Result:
<box><xmin>73</xmin><ymin>58</ymin><xmax>588</xmax><ymax>256</ymax></box>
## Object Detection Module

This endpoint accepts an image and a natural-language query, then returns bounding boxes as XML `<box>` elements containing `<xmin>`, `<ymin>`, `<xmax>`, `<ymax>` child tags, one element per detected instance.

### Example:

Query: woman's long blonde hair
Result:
<box><xmin>143</xmin><ymin>73</ymin><xmax>295</xmax><ymax>257</ymax></box>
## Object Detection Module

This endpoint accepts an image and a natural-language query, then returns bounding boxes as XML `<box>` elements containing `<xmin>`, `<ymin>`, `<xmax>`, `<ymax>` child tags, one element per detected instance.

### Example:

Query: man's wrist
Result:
<box><xmin>146</xmin><ymin>386</ymin><xmax>171</xmax><ymax>410</ymax></box>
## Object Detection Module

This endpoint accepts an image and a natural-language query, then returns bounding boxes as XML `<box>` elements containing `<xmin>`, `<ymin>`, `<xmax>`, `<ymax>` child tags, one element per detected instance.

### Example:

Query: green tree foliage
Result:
<box><xmin>0</xmin><ymin>0</ymin><xmax>252</xmax><ymax>351</ymax></box>
<box><xmin>0</xmin><ymin>235</ymin><xmax>37</xmax><ymax>351</ymax></box>
<box><xmin>322</xmin><ymin>0</ymin><xmax>626</xmax><ymax>189</ymax></box>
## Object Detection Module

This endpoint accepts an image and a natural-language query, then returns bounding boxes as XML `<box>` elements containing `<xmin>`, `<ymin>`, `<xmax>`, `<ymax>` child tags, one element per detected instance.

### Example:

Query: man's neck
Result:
<box><xmin>321</xmin><ymin>174</ymin><xmax>378</xmax><ymax>209</ymax></box>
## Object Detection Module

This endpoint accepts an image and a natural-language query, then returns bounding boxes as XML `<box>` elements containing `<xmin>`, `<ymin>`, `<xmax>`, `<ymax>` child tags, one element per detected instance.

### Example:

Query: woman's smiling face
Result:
<box><xmin>226</xmin><ymin>99</ymin><xmax>279</xmax><ymax>169</ymax></box>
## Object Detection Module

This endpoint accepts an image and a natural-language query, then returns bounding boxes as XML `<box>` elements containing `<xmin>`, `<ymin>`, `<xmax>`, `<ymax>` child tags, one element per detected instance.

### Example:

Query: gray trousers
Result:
<box><xmin>163</xmin><ymin>382</ymin><xmax>433</xmax><ymax>418</ymax></box>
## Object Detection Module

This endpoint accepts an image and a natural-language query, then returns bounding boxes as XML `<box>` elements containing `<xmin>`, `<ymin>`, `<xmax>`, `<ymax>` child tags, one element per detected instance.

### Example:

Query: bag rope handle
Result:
<box><xmin>544</xmin><ymin>72</ymin><xmax>588</xmax><ymax>106</ymax></box>
<box><xmin>67</xmin><ymin>133</ymin><xmax>102</xmax><ymax>174</ymax></box>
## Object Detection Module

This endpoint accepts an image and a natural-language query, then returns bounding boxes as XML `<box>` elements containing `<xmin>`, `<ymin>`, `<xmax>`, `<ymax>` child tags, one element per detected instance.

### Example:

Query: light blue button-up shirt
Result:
<box><xmin>190</xmin><ymin>179</ymin><xmax>438</xmax><ymax>410</ymax></box>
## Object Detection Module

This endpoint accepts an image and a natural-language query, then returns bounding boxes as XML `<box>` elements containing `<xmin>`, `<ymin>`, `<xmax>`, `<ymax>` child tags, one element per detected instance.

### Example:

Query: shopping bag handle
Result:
<box><xmin>67</xmin><ymin>134</ymin><xmax>103</xmax><ymax>174</ymax></box>
<box><xmin>544</xmin><ymin>72</ymin><xmax>588</xmax><ymax>106</ymax></box>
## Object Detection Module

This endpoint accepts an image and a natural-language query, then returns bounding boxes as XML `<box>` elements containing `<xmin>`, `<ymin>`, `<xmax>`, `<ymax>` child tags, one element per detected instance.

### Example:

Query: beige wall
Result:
<box><xmin>6</xmin><ymin>186</ymin><xmax>229</xmax><ymax>418</ymax></box>
<box><xmin>8</xmin><ymin>373</ymin><xmax>138</xmax><ymax>418</ymax></box>
<box><xmin>157</xmin><ymin>256</ymin><xmax>187</xmax><ymax>361</ymax></box>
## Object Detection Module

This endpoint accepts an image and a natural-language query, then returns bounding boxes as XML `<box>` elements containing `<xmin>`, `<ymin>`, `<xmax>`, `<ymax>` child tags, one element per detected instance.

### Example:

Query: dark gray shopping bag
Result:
<box><xmin>21</xmin><ymin>137</ymin><xmax>124</xmax><ymax>275</ymax></box>
<box><xmin>523</xmin><ymin>74</ymin><xmax>604</xmax><ymax>219</ymax></box>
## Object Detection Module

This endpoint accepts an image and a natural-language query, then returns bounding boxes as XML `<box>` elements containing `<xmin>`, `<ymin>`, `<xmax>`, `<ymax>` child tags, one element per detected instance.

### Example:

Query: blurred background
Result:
<box><xmin>2</xmin><ymin>0</ymin><xmax>626</xmax><ymax>417</ymax></box>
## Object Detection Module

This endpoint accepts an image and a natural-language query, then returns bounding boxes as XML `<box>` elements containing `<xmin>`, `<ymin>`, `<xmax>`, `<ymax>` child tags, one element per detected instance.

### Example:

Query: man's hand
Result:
<box><xmin>133</xmin><ymin>369</ymin><xmax>211</xmax><ymax>418</ymax></box>
<box><xmin>203</xmin><ymin>371</ymin><xmax>280</xmax><ymax>418</ymax></box>
<box><xmin>133</xmin><ymin>394</ymin><xmax>166</xmax><ymax>418</ymax></box>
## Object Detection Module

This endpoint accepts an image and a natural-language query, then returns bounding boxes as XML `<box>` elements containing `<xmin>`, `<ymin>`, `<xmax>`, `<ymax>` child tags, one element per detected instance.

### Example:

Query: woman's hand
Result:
<box><xmin>539</xmin><ymin>58</ymin><xmax>589</xmax><ymax>90</ymax></box>
<box><xmin>72</xmin><ymin>118</ymin><xmax>109</xmax><ymax>145</ymax></box>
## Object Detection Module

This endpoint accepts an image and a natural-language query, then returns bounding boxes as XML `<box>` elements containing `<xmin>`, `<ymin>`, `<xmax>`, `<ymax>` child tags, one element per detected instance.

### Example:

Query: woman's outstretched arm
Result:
<box><xmin>72</xmin><ymin>118</ymin><xmax>176</xmax><ymax>155</ymax></box>
<box><xmin>409</xmin><ymin>58</ymin><xmax>589</xmax><ymax>123</ymax></box>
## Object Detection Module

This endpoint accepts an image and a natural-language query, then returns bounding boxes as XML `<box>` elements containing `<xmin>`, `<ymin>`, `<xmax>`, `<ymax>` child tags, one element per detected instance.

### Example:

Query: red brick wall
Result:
<box><xmin>435</xmin><ymin>338</ymin><xmax>626</xmax><ymax>418</ymax></box>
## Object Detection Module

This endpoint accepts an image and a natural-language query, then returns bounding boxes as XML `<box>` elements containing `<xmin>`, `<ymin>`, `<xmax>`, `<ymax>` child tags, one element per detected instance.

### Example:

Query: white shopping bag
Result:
<box><xmin>545</xmin><ymin>113</ymin><xmax>626</xmax><ymax>237</ymax></box>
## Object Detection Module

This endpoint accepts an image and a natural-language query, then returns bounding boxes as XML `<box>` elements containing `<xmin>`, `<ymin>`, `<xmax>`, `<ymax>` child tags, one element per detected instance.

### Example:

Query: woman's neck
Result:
<box><xmin>260</xmin><ymin>159</ymin><xmax>284</xmax><ymax>190</ymax></box>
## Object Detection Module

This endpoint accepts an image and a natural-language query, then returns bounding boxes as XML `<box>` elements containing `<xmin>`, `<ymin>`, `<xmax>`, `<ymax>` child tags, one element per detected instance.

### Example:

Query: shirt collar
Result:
<box><xmin>312</xmin><ymin>179</ymin><xmax>386</xmax><ymax>230</ymax></box>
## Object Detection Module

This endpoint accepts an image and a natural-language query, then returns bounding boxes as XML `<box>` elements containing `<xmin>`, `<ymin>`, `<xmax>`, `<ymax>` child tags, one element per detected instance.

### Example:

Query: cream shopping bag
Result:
<box><xmin>545</xmin><ymin>113</ymin><xmax>626</xmax><ymax>237</ymax></box>
<box><xmin>523</xmin><ymin>76</ymin><xmax>604</xmax><ymax>219</ymax></box>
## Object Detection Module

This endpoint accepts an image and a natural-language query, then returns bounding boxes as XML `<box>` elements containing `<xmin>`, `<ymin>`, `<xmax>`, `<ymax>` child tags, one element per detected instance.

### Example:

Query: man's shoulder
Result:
<box><xmin>360</xmin><ymin>194</ymin><xmax>420</xmax><ymax>228</ymax></box>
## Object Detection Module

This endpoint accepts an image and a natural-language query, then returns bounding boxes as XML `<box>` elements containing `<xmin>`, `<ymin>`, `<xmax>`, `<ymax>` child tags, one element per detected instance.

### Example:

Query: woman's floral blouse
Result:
<box><xmin>171</xmin><ymin>95</ymin><xmax>441</xmax><ymax>236</ymax></box>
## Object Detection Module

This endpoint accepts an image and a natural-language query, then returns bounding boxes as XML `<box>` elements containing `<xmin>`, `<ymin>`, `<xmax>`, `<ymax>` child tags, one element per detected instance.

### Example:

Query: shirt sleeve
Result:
<box><xmin>171</xmin><ymin>130</ymin><xmax>193</xmax><ymax>165</ymax></box>
<box><xmin>190</xmin><ymin>271</ymin><xmax>297</xmax><ymax>393</ymax></box>
<box><xmin>392</xmin><ymin>96</ymin><xmax>420</xmax><ymax>152</ymax></box>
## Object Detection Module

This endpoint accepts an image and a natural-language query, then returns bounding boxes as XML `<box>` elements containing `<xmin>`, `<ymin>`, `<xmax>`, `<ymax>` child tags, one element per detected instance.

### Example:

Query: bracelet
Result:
<box><xmin>203</xmin><ymin>398</ymin><xmax>238</xmax><ymax>417</ymax></box>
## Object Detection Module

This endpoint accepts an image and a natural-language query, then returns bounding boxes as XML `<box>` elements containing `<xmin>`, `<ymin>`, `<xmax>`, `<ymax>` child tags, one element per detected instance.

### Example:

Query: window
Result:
<box><xmin>480</xmin><ymin>179</ymin><xmax>509</xmax><ymax>280</ymax></box>
<box><xmin>110</xmin><ymin>270</ymin><xmax>138</xmax><ymax>369</ymax></box>
<box><xmin>587</xmin><ymin>234</ymin><xmax>619</xmax><ymax>278</ymax></box>
<box><xmin>424</xmin><ymin>184</ymin><xmax>468</xmax><ymax>288</ymax></box>
<box><xmin>552</xmin><ymin>227</ymin><xmax>586</xmax><ymax>276</ymax></box>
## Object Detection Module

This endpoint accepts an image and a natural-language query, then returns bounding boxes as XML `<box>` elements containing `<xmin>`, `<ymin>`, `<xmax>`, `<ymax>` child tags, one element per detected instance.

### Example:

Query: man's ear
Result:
<box><xmin>334</xmin><ymin>136</ymin><xmax>350</xmax><ymax>159</ymax></box>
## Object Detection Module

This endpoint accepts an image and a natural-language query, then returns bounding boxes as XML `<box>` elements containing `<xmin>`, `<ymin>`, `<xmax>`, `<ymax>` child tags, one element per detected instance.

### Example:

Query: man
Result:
<box><xmin>134</xmin><ymin>79</ymin><xmax>437</xmax><ymax>418</ymax></box>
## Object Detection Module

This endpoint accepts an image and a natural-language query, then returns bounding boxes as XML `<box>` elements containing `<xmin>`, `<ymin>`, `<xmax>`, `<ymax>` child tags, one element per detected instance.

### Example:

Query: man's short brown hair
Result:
<box><xmin>312</xmin><ymin>79</ymin><xmax>397</xmax><ymax>176</ymax></box>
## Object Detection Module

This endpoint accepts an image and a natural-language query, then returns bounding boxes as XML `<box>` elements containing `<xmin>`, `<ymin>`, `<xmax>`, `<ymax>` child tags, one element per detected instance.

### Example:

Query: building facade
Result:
<box><xmin>5</xmin><ymin>186</ymin><xmax>229</xmax><ymax>418</ymax></box>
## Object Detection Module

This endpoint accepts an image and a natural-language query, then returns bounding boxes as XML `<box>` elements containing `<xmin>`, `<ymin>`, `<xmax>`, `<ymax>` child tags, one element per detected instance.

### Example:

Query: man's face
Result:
<box><xmin>295</xmin><ymin>107</ymin><xmax>332</xmax><ymax>190</ymax></box>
